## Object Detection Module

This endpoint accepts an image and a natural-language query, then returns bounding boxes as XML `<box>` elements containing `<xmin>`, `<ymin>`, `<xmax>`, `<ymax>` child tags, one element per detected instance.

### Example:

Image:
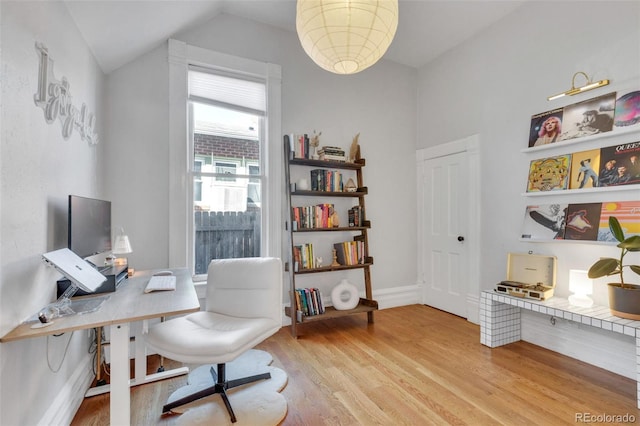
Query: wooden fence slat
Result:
<box><xmin>194</xmin><ymin>210</ymin><xmax>261</xmax><ymax>274</ymax></box>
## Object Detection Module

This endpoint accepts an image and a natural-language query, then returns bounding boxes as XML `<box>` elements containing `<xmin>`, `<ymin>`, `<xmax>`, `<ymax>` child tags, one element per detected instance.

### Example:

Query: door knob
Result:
<box><xmin>457</xmin><ymin>236</ymin><xmax>465</xmax><ymax>242</ymax></box>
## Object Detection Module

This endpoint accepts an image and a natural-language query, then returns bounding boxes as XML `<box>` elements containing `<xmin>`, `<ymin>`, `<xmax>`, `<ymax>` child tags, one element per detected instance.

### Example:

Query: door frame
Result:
<box><xmin>416</xmin><ymin>134</ymin><xmax>481</xmax><ymax>323</ymax></box>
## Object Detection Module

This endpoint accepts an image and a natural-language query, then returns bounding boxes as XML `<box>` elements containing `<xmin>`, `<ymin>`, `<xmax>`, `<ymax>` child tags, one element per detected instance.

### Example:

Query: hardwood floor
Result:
<box><xmin>72</xmin><ymin>305</ymin><xmax>639</xmax><ymax>425</ymax></box>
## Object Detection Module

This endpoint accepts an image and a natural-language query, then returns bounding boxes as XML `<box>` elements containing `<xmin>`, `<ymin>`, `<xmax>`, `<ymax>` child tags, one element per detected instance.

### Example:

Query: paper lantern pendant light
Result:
<box><xmin>296</xmin><ymin>0</ymin><xmax>399</xmax><ymax>74</ymax></box>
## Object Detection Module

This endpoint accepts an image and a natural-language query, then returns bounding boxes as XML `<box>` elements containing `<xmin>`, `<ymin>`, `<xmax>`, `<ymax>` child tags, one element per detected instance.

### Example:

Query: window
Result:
<box><xmin>168</xmin><ymin>40</ymin><xmax>281</xmax><ymax>277</ymax></box>
<box><xmin>188</xmin><ymin>68</ymin><xmax>266</xmax><ymax>275</ymax></box>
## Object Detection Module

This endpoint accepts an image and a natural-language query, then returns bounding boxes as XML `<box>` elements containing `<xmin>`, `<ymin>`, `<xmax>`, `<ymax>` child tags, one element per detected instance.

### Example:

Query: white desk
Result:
<box><xmin>0</xmin><ymin>268</ymin><xmax>200</xmax><ymax>426</ymax></box>
<box><xmin>480</xmin><ymin>290</ymin><xmax>640</xmax><ymax>408</ymax></box>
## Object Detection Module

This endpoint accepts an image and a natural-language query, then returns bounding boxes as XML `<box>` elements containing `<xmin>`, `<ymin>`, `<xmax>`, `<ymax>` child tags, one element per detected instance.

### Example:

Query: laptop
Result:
<box><xmin>42</xmin><ymin>248</ymin><xmax>107</xmax><ymax>293</ymax></box>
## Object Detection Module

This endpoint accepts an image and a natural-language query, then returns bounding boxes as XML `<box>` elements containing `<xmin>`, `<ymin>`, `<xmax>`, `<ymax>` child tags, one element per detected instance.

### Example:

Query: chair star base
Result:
<box><xmin>162</xmin><ymin>363</ymin><xmax>272</xmax><ymax>423</ymax></box>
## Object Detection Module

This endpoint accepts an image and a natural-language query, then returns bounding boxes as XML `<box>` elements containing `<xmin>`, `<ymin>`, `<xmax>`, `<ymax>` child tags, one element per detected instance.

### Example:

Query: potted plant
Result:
<box><xmin>588</xmin><ymin>216</ymin><xmax>640</xmax><ymax>319</ymax></box>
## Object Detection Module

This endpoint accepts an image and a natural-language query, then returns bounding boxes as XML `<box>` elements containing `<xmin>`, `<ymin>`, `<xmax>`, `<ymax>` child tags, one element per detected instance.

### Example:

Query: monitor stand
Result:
<box><xmin>42</xmin><ymin>283</ymin><xmax>109</xmax><ymax>322</ymax></box>
<box><xmin>53</xmin><ymin>283</ymin><xmax>81</xmax><ymax>317</ymax></box>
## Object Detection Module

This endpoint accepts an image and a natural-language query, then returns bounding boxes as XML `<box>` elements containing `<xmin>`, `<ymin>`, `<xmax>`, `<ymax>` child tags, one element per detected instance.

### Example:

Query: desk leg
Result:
<box><xmin>84</xmin><ymin>321</ymin><xmax>189</xmax><ymax>398</ymax></box>
<box><xmin>133</xmin><ymin>321</ymin><xmax>147</xmax><ymax>385</ymax></box>
<box><xmin>110</xmin><ymin>323</ymin><xmax>130</xmax><ymax>426</ymax></box>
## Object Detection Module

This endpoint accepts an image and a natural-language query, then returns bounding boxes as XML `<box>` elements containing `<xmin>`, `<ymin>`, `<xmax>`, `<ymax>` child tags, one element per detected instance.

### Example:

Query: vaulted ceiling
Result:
<box><xmin>64</xmin><ymin>0</ymin><xmax>526</xmax><ymax>74</ymax></box>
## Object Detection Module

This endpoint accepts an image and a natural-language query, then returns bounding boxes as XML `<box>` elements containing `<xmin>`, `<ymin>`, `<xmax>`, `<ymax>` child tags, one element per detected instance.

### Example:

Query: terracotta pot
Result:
<box><xmin>608</xmin><ymin>283</ymin><xmax>640</xmax><ymax>320</ymax></box>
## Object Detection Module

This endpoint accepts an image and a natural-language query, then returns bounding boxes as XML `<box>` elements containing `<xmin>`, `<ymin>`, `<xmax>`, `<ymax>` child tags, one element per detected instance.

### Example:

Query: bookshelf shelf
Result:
<box><xmin>293</xmin><ymin>223</ymin><xmax>371</xmax><ymax>233</ymax></box>
<box><xmin>283</xmin><ymin>135</ymin><xmax>377</xmax><ymax>338</ymax></box>
<box><xmin>284</xmin><ymin>298</ymin><xmax>378</xmax><ymax>323</ymax></box>
<box><xmin>291</xmin><ymin>188</ymin><xmax>368</xmax><ymax>197</ymax></box>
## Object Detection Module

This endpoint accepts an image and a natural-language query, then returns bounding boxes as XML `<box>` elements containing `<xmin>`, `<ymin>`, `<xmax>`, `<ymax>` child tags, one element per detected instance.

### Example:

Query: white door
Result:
<box><xmin>418</xmin><ymin>137</ymin><xmax>479</xmax><ymax>319</ymax></box>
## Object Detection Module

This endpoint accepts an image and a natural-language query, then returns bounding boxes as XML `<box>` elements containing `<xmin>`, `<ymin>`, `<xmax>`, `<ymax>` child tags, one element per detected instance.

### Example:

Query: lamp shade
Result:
<box><xmin>568</xmin><ymin>269</ymin><xmax>593</xmax><ymax>308</ymax></box>
<box><xmin>569</xmin><ymin>269</ymin><xmax>593</xmax><ymax>295</ymax></box>
<box><xmin>296</xmin><ymin>0</ymin><xmax>399</xmax><ymax>74</ymax></box>
<box><xmin>112</xmin><ymin>234</ymin><xmax>132</xmax><ymax>255</ymax></box>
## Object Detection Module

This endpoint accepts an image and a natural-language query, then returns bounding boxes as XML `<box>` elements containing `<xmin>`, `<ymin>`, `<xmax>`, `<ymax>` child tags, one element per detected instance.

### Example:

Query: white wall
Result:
<box><xmin>0</xmin><ymin>2</ymin><xmax>105</xmax><ymax>424</ymax></box>
<box><xmin>105</xmin><ymin>14</ymin><xmax>418</xmax><ymax>303</ymax></box>
<box><xmin>417</xmin><ymin>1</ymin><xmax>640</xmax><ymax>377</ymax></box>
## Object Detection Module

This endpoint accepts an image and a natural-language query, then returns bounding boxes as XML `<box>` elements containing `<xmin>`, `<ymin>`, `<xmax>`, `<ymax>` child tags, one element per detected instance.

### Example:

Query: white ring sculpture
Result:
<box><xmin>331</xmin><ymin>279</ymin><xmax>359</xmax><ymax>310</ymax></box>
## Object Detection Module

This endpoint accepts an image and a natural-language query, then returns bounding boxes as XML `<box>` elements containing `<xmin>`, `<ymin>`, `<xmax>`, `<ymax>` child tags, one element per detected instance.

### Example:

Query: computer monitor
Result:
<box><xmin>68</xmin><ymin>195</ymin><xmax>112</xmax><ymax>260</ymax></box>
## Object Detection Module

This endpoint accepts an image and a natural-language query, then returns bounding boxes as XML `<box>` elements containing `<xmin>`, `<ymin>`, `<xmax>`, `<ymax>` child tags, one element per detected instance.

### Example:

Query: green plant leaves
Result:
<box><xmin>588</xmin><ymin>258</ymin><xmax>620</xmax><ymax>279</ymax></box>
<box><xmin>619</xmin><ymin>235</ymin><xmax>640</xmax><ymax>251</ymax></box>
<box><xmin>609</xmin><ymin>216</ymin><xmax>624</xmax><ymax>242</ymax></box>
<box><xmin>609</xmin><ymin>216</ymin><xmax>625</xmax><ymax>243</ymax></box>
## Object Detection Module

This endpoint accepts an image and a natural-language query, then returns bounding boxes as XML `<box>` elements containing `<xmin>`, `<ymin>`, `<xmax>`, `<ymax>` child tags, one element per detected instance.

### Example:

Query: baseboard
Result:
<box><xmin>38</xmin><ymin>352</ymin><xmax>94</xmax><ymax>426</ymax></box>
<box><xmin>374</xmin><ymin>284</ymin><xmax>422</xmax><ymax>309</ymax></box>
<box><xmin>466</xmin><ymin>293</ymin><xmax>480</xmax><ymax>324</ymax></box>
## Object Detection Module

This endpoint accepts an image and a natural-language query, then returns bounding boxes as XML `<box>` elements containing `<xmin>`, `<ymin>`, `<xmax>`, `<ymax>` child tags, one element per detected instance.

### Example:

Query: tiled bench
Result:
<box><xmin>479</xmin><ymin>290</ymin><xmax>640</xmax><ymax>408</ymax></box>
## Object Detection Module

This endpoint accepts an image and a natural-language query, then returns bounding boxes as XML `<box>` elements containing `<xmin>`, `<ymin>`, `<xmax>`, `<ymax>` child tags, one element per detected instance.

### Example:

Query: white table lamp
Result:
<box><xmin>568</xmin><ymin>269</ymin><xmax>594</xmax><ymax>308</ymax></box>
<box><xmin>112</xmin><ymin>228</ymin><xmax>132</xmax><ymax>266</ymax></box>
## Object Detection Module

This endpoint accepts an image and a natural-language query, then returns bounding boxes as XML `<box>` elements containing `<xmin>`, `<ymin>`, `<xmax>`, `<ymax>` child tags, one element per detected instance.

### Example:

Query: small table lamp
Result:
<box><xmin>568</xmin><ymin>269</ymin><xmax>594</xmax><ymax>308</ymax></box>
<box><xmin>112</xmin><ymin>228</ymin><xmax>132</xmax><ymax>267</ymax></box>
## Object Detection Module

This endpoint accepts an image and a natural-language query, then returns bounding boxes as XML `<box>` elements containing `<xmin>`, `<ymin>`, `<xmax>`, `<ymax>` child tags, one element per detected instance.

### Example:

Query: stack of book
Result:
<box><xmin>293</xmin><ymin>243</ymin><xmax>315</xmax><ymax>271</ymax></box>
<box><xmin>286</xmin><ymin>134</ymin><xmax>310</xmax><ymax>159</ymax></box>
<box><xmin>294</xmin><ymin>287</ymin><xmax>325</xmax><ymax>317</ymax></box>
<box><xmin>310</xmin><ymin>169</ymin><xmax>344</xmax><ymax>192</ymax></box>
<box><xmin>292</xmin><ymin>203</ymin><xmax>335</xmax><ymax>230</ymax></box>
<box><xmin>348</xmin><ymin>206</ymin><xmax>364</xmax><ymax>227</ymax></box>
<box><xmin>333</xmin><ymin>240</ymin><xmax>366</xmax><ymax>265</ymax></box>
<box><xmin>318</xmin><ymin>146</ymin><xmax>346</xmax><ymax>162</ymax></box>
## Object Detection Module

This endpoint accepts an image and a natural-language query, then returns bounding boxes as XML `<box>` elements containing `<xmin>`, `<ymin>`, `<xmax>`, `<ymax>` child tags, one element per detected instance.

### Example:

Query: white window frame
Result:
<box><xmin>168</xmin><ymin>40</ymin><xmax>282</xmax><ymax>278</ymax></box>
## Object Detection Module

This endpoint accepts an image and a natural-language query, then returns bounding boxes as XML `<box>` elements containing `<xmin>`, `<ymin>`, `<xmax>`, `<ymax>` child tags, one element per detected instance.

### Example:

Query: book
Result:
<box><xmin>319</xmin><ymin>153</ymin><xmax>346</xmax><ymax>162</ymax></box>
<box><xmin>526</xmin><ymin>155</ymin><xmax>571</xmax><ymax>192</ymax></box>
<box><xmin>563</xmin><ymin>203</ymin><xmax>602</xmax><ymax>241</ymax></box>
<box><xmin>348</xmin><ymin>206</ymin><xmax>363</xmax><ymax>227</ymax></box>
<box><xmin>295</xmin><ymin>288</ymin><xmax>325</xmax><ymax>316</ymax></box>
<box><xmin>310</xmin><ymin>169</ymin><xmax>343</xmax><ymax>191</ymax></box>
<box><xmin>333</xmin><ymin>240</ymin><xmax>365</xmax><ymax>265</ymax></box>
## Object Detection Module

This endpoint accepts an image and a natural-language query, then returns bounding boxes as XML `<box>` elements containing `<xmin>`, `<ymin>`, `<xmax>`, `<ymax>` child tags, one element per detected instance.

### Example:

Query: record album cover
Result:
<box><xmin>598</xmin><ymin>142</ymin><xmax>640</xmax><ymax>187</ymax></box>
<box><xmin>569</xmin><ymin>149</ymin><xmax>601</xmax><ymax>189</ymax></box>
<box><xmin>558</xmin><ymin>92</ymin><xmax>616</xmax><ymax>142</ymax></box>
<box><xmin>527</xmin><ymin>155</ymin><xmax>571</xmax><ymax>192</ymax></box>
<box><xmin>598</xmin><ymin>201</ymin><xmax>640</xmax><ymax>242</ymax></box>
<box><xmin>563</xmin><ymin>203</ymin><xmax>602</xmax><ymax>241</ymax></box>
<box><xmin>614</xmin><ymin>90</ymin><xmax>640</xmax><ymax>129</ymax></box>
<box><xmin>529</xmin><ymin>109</ymin><xmax>563</xmax><ymax>148</ymax></box>
<box><xmin>520</xmin><ymin>204</ymin><xmax>568</xmax><ymax>241</ymax></box>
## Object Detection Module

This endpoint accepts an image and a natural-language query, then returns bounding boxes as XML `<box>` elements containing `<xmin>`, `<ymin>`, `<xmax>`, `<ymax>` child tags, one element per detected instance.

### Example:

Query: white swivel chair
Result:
<box><xmin>145</xmin><ymin>257</ymin><xmax>282</xmax><ymax>423</ymax></box>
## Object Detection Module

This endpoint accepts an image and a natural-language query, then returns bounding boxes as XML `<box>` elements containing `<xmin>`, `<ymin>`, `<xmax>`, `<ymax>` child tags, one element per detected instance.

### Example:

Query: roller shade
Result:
<box><xmin>188</xmin><ymin>69</ymin><xmax>266</xmax><ymax>114</ymax></box>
